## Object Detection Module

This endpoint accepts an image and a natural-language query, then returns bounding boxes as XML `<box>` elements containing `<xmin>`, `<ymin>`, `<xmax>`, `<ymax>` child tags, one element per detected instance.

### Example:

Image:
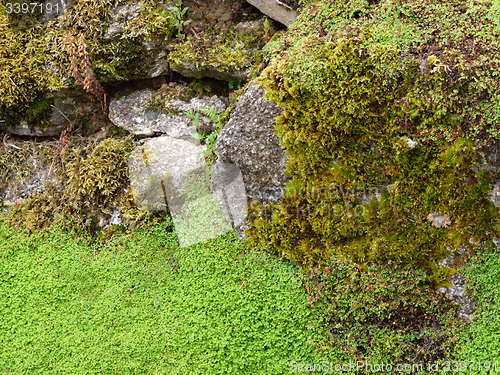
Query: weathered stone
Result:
<box><xmin>128</xmin><ymin>135</ymin><xmax>233</xmax><ymax>247</ymax></box>
<box><xmin>109</xmin><ymin>88</ymin><xmax>226</xmax><ymax>137</ymax></box>
<box><xmin>216</xmin><ymin>81</ymin><xmax>289</xmax><ymax>206</ymax></box>
<box><xmin>437</xmin><ymin>246</ymin><xmax>476</xmax><ymax>323</ymax></box>
<box><xmin>246</xmin><ymin>0</ymin><xmax>298</xmax><ymax>27</ymax></box>
<box><xmin>103</xmin><ymin>4</ymin><xmax>142</xmax><ymax>40</ymax></box>
<box><xmin>168</xmin><ymin>18</ymin><xmax>269</xmax><ymax>83</ymax></box>
<box><xmin>170</xmin><ymin>63</ymin><xmax>251</xmax><ymax>83</ymax></box>
<box><xmin>211</xmin><ymin>162</ymin><xmax>248</xmax><ymax>230</ymax></box>
<box><xmin>0</xmin><ymin>88</ymin><xmax>100</xmax><ymax>137</ymax></box>
<box><xmin>0</xmin><ymin>154</ymin><xmax>54</xmax><ymax>206</ymax></box>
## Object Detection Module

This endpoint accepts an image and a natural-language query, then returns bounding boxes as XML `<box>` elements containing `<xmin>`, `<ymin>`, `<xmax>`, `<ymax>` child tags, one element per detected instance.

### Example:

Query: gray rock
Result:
<box><xmin>0</xmin><ymin>152</ymin><xmax>57</xmax><ymax>207</ymax></box>
<box><xmin>99</xmin><ymin>2</ymin><xmax>173</xmax><ymax>81</ymax></box>
<box><xmin>246</xmin><ymin>0</ymin><xmax>298</xmax><ymax>27</ymax></box>
<box><xmin>103</xmin><ymin>4</ymin><xmax>142</xmax><ymax>40</ymax></box>
<box><xmin>129</xmin><ymin>135</ymin><xmax>206</xmax><ymax>204</ymax></box>
<box><xmin>168</xmin><ymin>18</ymin><xmax>269</xmax><ymax>83</ymax></box>
<box><xmin>437</xmin><ymin>246</ymin><xmax>476</xmax><ymax>323</ymax></box>
<box><xmin>0</xmin><ymin>88</ymin><xmax>100</xmax><ymax>137</ymax></box>
<box><xmin>0</xmin><ymin>120</ymin><xmax>64</xmax><ymax>138</ymax></box>
<box><xmin>109</xmin><ymin>88</ymin><xmax>226</xmax><ymax>137</ymax></box>
<box><xmin>211</xmin><ymin>162</ymin><xmax>248</xmax><ymax>231</ymax></box>
<box><xmin>170</xmin><ymin>64</ymin><xmax>250</xmax><ymax>83</ymax></box>
<box><xmin>216</xmin><ymin>81</ymin><xmax>289</xmax><ymax>206</ymax></box>
<box><xmin>128</xmin><ymin>135</ymin><xmax>233</xmax><ymax>247</ymax></box>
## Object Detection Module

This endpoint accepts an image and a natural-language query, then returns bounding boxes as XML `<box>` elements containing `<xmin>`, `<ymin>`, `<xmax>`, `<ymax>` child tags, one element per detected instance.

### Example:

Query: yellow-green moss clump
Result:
<box><xmin>246</xmin><ymin>0</ymin><xmax>500</xmax><ymax>286</ymax></box>
<box><xmin>168</xmin><ymin>21</ymin><xmax>274</xmax><ymax>81</ymax></box>
<box><xmin>2</xmin><ymin>136</ymin><xmax>164</xmax><ymax>231</ymax></box>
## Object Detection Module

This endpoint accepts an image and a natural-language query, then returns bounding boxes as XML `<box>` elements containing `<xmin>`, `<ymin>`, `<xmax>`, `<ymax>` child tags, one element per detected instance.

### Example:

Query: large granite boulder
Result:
<box><xmin>216</xmin><ymin>81</ymin><xmax>289</xmax><ymax>206</ymax></box>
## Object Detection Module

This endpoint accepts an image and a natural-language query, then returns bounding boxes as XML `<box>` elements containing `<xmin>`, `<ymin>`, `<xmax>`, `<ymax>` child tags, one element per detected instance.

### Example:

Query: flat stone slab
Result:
<box><xmin>246</xmin><ymin>0</ymin><xmax>298</xmax><ymax>27</ymax></box>
<box><xmin>109</xmin><ymin>89</ymin><xmax>226</xmax><ymax>137</ymax></box>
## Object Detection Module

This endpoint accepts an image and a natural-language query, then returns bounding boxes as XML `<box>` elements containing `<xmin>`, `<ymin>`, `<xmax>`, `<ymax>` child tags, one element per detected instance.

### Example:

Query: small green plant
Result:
<box><xmin>171</xmin><ymin>0</ymin><xmax>191</xmax><ymax>38</ymax></box>
<box><xmin>263</xmin><ymin>18</ymin><xmax>270</xmax><ymax>42</ymax></box>
<box><xmin>185</xmin><ymin>107</ymin><xmax>223</xmax><ymax>162</ymax></box>
<box><xmin>449</xmin><ymin>243</ymin><xmax>500</xmax><ymax>365</ymax></box>
<box><xmin>228</xmin><ymin>80</ymin><xmax>242</xmax><ymax>90</ymax></box>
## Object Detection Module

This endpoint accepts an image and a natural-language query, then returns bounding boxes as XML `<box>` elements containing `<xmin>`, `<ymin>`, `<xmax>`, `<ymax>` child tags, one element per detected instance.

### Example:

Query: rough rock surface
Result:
<box><xmin>437</xmin><ymin>246</ymin><xmax>476</xmax><ymax>323</ymax></box>
<box><xmin>168</xmin><ymin>18</ymin><xmax>269</xmax><ymax>82</ymax></box>
<box><xmin>109</xmin><ymin>88</ymin><xmax>226</xmax><ymax>137</ymax></box>
<box><xmin>128</xmin><ymin>135</ymin><xmax>205</xmax><ymax>211</ymax></box>
<box><xmin>245</xmin><ymin>0</ymin><xmax>298</xmax><ymax>26</ymax></box>
<box><xmin>101</xmin><ymin>3</ymin><xmax>171</xmax><ymax>80</ymax></box>
<box><xmin>216</xmin><ymin>81</ymin><xmax>289</xmax><ymax>206</ymax></box>
<box><xmin>0</xmin><ymin>155</ymin><xmax>54</xmax><ymax>206</ymax></box>
<box><xmin>103</xmin><ymin>4</ymin><xmax>142</xmax><ymax>40</ymax></box>
<box><xmin>211</xmin><ymin>162</ymin><xmax>248</xmax><ymax>231</ymax></box>
<box><xmin>171</xmin><ymin>63</ymin><xmax>250</xmax><ymax>83</ymax></box>
<box><xmin>0</xmin><ymin>89</ymin><xmax>100</xmax><ymax>137</ymax></box>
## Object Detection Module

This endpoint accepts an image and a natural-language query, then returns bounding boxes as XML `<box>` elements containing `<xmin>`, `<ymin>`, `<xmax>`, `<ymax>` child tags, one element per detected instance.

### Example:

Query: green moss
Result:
<box><xmin>168</xmin><ymin>35</ymin><xmax>250</xmax><ymax>74</ymax></box>
<box><xmin>0</xmin><ymin>14</ymin><xmax>64</xmax><ymax>127</ymax></box>
<box><xmin>246</xmin><ymin>2</ymin><xmax>500</xmax><ymax>285</ymax></box>
<box><xmin>0</xmin><ymin>1</ymin><xmax>175</xmax><ymax>126</ymax></box>
<box><xmin>5</xmin><ymin>137</ymin><xmax>164</xmax><ymax>230</ymax></box>
<box><xmin>0</xmin><ymin>220</ymin><xmax>328</xmax><ymax>373</ymax></box>
<box><xmin>168</xmin><ymin>20</ymin><xmax>271</xmax><ymax>81</ymax></box>
<box><xmin>452</xmin><ymin>243</ymin><xmax>500</xmax><ymax>365</ymax></box>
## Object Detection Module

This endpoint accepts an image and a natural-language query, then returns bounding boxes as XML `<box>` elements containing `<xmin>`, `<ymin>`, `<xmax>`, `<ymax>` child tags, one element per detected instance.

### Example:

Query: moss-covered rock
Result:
<box><xmin>168</xmin><ymin>18</ymin><xmax>277</xmax><ymax>82</ymax></box>
<box><xmin>246</xmin><ymin>0</ymin><xmax>500</xmax><ymax>285</ymax></box>
<box><xmin>0</xmin><ymin>136</ymin><xmax>164</xmax><ymax>230</ymax></box>
<box><xmin>0</xmin><ymin>0</ymin><xmax>175</xmax><ymax>131</ymax></box>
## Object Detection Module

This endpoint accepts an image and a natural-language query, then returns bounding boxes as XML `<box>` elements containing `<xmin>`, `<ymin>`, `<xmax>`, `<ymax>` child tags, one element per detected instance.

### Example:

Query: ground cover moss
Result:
<box><xmin>247</xmin><ymin>0</ymin><xmax>500</xmax><ymax>286</ymax></box>
<box><xmin>0</xmin><ymin>217</ymin><xmax>329</xmax><ymax>374</ymax></box>
<box><xmin>447</xmin><ymin>243</ymin><xmax>500</xmax><ymax>370</ymax></box>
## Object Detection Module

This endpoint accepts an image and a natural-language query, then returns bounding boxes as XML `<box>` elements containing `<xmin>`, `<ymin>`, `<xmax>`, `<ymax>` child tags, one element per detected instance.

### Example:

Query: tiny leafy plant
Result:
<box><xmin>263</xmin><ymin>18</ymin><xmax>270</xmax><ymax>42</ymax></box>
<box><xmin>171</xmin><ymin>0</ymin><xmax>191</xmax><ymax>38</ymax></box>
<box><xmin>228</xmin><ymin>80</ymin><xmax>242</xmax><ymax>90</ymax></box>
<box><xmin>185</xmin><ymin>107</ymin><xmax>222</xmax><ymax>161</ymax></box>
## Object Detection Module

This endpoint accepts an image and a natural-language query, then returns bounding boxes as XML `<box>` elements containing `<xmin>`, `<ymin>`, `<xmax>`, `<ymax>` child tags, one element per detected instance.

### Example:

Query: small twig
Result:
<box><xmin>3</xmin><ymin>134</ymin><xmax>21</xmax><ymax>150</ymax></box>
<box><xmin>0</xmin><ymin>286</ymin><xmax>22</xmax><ymax>304</ymax></box>
<box><xmin>276</xmin><ymin>0</ymin><xmax>293</xmax><ymax>10</ymax></box>
<box><xmin>190</xmin><ymin>26</ymin><xmax>200</xmax><ymax>39</ymax></box>
<box><xmin>50</xmin><ymin>105</ymin><xmax>71</xmax><ymax>124</ymax></box>
<box><xmin>8</xmin><ymin>77</ymin><xmax>29</xmax><ymax>102</ymax></box>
